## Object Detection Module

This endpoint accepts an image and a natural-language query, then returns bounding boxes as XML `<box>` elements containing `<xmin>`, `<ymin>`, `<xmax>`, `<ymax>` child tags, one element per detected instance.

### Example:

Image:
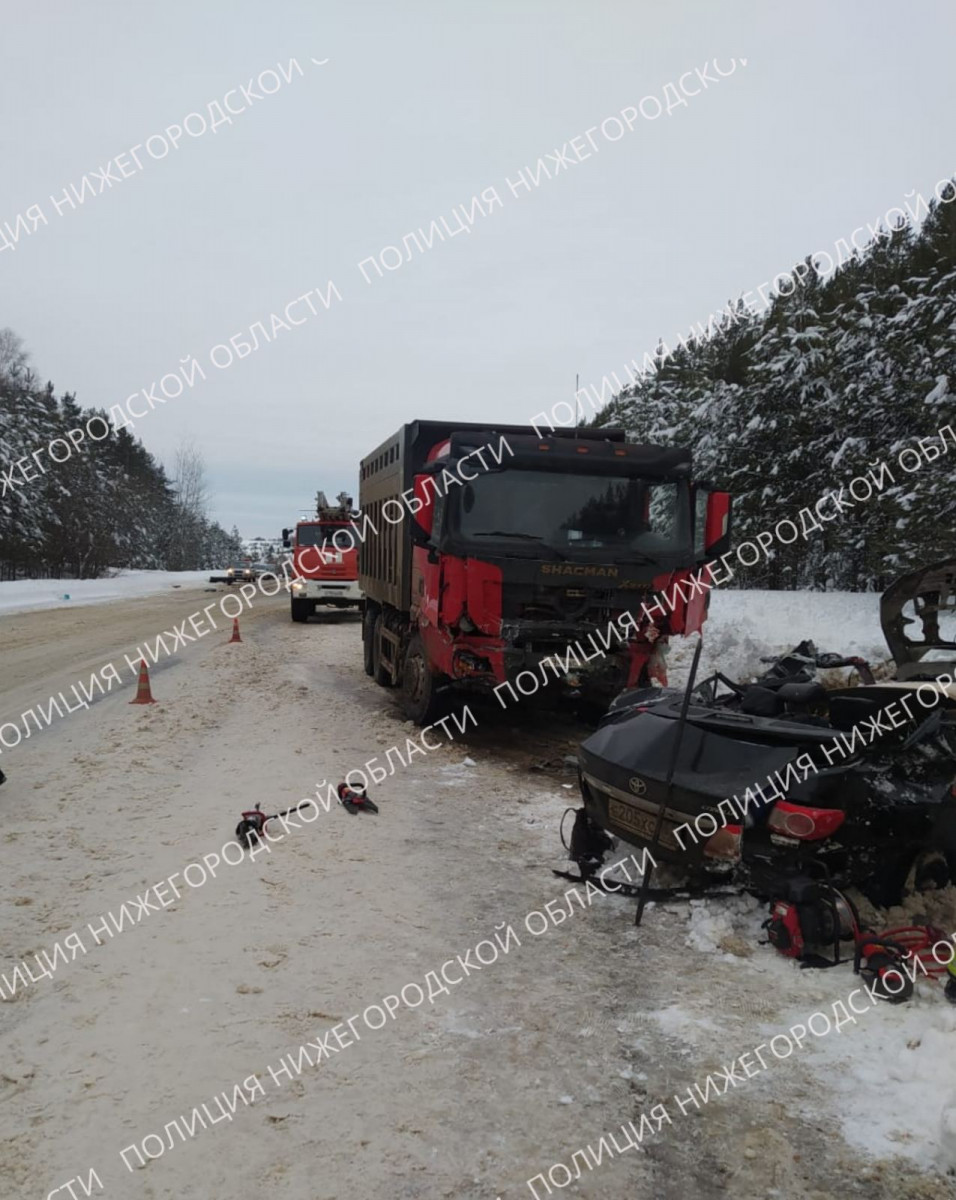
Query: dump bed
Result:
<box><xmin>358</xmin><ymin>420</ymin><xmax>628</xmax><ymax>612</ymax></box>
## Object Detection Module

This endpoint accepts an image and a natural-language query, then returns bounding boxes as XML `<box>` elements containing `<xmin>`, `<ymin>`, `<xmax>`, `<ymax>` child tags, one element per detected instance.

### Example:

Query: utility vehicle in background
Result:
<box><xmin>282</xmin><ymin>491</ymin><xmax>364</xmax><ymax>622</ymax></box>
<box><xmin>209</xmin><ymin>558</ymin><xmax>255</xmax><ymax>585</ymax></box>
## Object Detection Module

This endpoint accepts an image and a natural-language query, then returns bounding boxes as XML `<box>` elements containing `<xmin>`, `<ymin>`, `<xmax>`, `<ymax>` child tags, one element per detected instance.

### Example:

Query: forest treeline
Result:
<box><xmin>595</xmin><ymin>193</ymin><xmax>956</xmax><ymax>590</ymax></box>
<box><xmin>0</xmin><ymin>334</ymin><xmax>241</xmax><ymax>578</ymax></box>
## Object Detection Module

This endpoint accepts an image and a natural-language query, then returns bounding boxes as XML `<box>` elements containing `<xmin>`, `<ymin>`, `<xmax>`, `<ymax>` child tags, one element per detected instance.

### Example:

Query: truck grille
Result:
<box><xmin>509</xmin><ymin>586</ymin><xmax>615</xmax><ymax>623</ymax></box>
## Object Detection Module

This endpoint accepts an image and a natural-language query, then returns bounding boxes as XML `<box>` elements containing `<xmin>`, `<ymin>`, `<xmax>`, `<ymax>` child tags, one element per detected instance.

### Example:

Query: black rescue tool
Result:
<box><xmin>562</xmin><ymin>806</ymin><xmax>613</xmax><ymax>880</ymax></box>
<box><xmin>337</xmin><ymin>782</ymin><xmax>378</xmax><ymax>814</ymax></box>
<box><xmin>234</xmin><ymin>800</ymin><xmax>315</xmax><ymax>849</ymax></box>
<box><xmin>634</xmin><ymin>635</ymin><xmax>704</xmax><ymax>927</ymax></box>
<box><xmin>550</xmin><ymin>864</ymin><xmax>738</xmax><ymax>903</ymax></box>
<box><xmin>551</xmin><ymin>806</ymin><xmax>737</xmax><ymax>900</ymax></box>
<box><xmin>853</xmin><ymin>936</ymin><xmax>915</xmax><ymax>1004</ymax></box>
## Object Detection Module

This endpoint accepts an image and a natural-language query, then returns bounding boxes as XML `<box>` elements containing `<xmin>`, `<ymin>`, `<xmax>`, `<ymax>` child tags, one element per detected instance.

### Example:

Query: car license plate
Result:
<box><xmin>608</xmin><ymin>797</ymin><xmax>681</xmax><ymax>852</ymax></box>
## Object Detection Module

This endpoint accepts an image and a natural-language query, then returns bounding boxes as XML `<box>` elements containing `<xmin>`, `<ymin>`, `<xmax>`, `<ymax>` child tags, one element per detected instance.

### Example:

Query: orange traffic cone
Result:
<box><xmin>228</xmin><ymin>618</ymin><xmax>242</xmax><ymax>644</ymax></box>
<box><xmin>129</xmin><ymin>659</ymin><xmax>157</xmax><ymax>705</ymax></box>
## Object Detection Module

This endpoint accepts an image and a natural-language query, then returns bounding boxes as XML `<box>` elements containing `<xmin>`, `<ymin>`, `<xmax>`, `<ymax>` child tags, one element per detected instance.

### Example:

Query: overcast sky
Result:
<box><xmin>1</xmin><ymin>1</ymin><xmax>954</xmax><ymax>537</ymax></box>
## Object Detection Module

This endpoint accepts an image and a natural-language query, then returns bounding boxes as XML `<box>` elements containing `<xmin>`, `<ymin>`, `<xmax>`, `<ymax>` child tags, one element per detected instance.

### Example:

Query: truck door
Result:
<box><xmin>410</xmin><ymin>474</ymin><xmax>441</xmax><ymax>626</ymax></box>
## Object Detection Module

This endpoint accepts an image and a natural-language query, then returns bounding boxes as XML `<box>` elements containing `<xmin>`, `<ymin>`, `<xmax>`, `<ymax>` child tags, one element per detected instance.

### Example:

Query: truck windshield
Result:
<box><xmin>453</xmin><ymin>470</ymin><xmax>689</xmax><ymax>557</ymax></box>
<box><xmin>296</xmin><ymin>523</ymin><xmax>349</xmax><ymax>547</ymax></box>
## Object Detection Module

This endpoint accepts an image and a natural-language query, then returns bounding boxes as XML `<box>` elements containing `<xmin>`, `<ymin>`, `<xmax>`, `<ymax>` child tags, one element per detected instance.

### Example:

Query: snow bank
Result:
<box><xmin>662</xmin><ymin>879</ymin><xmax>956</xmax><ymax>1171</ymax></box>
<box><xmin>804</xmin><ymin>996</ymin><xmax>956</xmax><ymax>1169</ymax></box>
<box><xmin>0</xmin><ymin>578</ymin><xmax>890</xmax><ymax>661</ymax></box>
<box><xmin>0</xmin><ymin>569</ymin><xmax>213</xmax><ymax>616</ymax></box>
<box><xmin>684</xmin><ymin>893</ymin><xmax>765</xmax><ymax>959</ymax></box>
<box><xmin>669</xmin><ymin>587</ymin><xmax>889</xmax><ymax>686</ymax></box>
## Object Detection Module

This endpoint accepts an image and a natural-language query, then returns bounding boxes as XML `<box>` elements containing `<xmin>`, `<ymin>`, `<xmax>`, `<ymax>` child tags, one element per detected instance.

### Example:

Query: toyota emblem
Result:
<box><xmin>628</xmin><ymin>776</ymin><xmax>647</xmax><ymax>796</ymax></box>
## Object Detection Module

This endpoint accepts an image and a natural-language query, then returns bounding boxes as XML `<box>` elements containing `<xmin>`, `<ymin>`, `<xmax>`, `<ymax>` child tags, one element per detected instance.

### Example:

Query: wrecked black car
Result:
<box><xmin>573</xmin><ymin>559</ymin><xmax>956</xmax><ymax>909</ymax></box>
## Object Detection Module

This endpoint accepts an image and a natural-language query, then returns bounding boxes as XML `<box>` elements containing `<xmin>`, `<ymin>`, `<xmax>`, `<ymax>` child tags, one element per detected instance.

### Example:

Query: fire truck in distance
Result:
<box><xmin>358</xmin><ymin>421</ymin><xmax>731</xmax><ymax>723</ymax></box>
<box><xmin>282</xmin><ymin>491</ymin><xmax>364</xmax><ymax>623</ymax></box>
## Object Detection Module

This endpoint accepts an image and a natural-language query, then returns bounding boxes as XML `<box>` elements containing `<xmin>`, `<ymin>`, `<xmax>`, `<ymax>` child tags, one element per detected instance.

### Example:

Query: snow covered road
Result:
<box><xmin>1</xmin><ymin>590</ymin><xmax>954</xmax><ymax>1200</ymax></box>
<box><xmin>0</xmin><ymin>570</ymin><xmax>216</xmax><ymax>617</ymax></box>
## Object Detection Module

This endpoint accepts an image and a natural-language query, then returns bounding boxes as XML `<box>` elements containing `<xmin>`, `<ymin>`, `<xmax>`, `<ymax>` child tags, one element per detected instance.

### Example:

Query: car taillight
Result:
<box><xmin>703</xmin><ymin>824</ymin><xmax>742</xmax><ymax>861</ymax></box>
<box><xmin>767</xmin><ymin>801</ymin><xmax>845</xmax><ymax>841</ymax></box>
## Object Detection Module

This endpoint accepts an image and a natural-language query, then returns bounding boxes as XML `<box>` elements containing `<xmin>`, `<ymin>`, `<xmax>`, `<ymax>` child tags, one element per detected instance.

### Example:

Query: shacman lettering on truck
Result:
<box><xmin>357</xmin><ymin>421</ymin><xmax>731</xmax><ymax>723</ymax></box>
<box><xmin>282</xmin><ymin>491</ymin><xmax>365</xmax><ymax>622</ymax></box>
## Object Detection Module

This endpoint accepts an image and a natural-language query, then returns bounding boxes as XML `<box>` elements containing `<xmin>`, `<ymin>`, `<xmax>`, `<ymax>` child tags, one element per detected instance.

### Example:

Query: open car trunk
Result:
<box><xmin>575</xmin><ymin>561</ymin><xmax>956</xmax><ymax>901</ymax></box>
<box><xmin>881</xmin><ymin>557</ymin><xmax>956</xmax><ymax>680</ymax></box>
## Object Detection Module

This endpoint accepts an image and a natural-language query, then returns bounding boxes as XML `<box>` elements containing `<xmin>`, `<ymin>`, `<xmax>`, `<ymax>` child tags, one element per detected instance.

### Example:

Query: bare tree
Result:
<box><xmin>0</xmin><ymin>327</ymin><xmax>29</xmax><ymax>381</ymax></box>
<box><xmin>168</xmin><ymin>440</ymin><xmax>210</xmax><ymax>568</ymax></box>
<box><xmin>173</xmin><ymin>440</ymin><xmax>209</xmax><ymax>519</ymax></box>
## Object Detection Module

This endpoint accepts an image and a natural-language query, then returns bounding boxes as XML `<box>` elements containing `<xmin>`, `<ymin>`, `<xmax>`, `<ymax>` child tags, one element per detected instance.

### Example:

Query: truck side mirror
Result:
<box><xmin>281</xmin><ymin>528</ymin><xmax>292</xmax><ymax>549</ymax></box>
<box><xmin>697</xmin><ymin>489</ymin><xmax>731</xmax><ymax>560</ymax></box>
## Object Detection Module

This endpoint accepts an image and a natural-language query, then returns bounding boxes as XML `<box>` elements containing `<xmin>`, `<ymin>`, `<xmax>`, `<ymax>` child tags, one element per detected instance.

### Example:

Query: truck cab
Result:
<box><xmin>359</xmin><ymin>422</ymin><xmax>731</xmax><ymax>722</ymax></box>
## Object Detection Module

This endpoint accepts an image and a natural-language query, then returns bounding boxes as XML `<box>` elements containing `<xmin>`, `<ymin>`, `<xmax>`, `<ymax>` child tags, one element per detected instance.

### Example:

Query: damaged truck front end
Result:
<box><xmin>442</xmin><ymin>561</ymin><xmax>674</xmax><ymax>706</ymax></box>
<box><xmin>420</xmin><ymin>435</ymin><xmax>731</xmax><ymax>711</ymax></box>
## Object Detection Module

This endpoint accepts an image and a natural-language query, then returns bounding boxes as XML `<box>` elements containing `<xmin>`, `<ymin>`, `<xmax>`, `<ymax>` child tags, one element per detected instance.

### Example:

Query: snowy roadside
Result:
<box><xmin>665</xmin><ymin>891</ymin><xmax>956</xmax><ymax>1177</ymax></box>
<box><xmin>0</xmin><ymin>569</ymin><xmax>214</xmax><ymax>616</ymax></box>
<box><xmin>2</xmin><ymin>591</ymin><xmax>955</xmax><ymax>1199</ymax></box>
<box><xmin>669</xmin><ymin>587</ymin><xmax>890</xmax><ymax>687</ymax></box>
<box><xmin>637</xmin><ymin>586</ymin><xmax>956</xmax><ymax>1184</ymax></box>
<box><xmin>499</xmin><ymin>777</ymin><xmax>956</xmax><ymax>1195</ymax></box>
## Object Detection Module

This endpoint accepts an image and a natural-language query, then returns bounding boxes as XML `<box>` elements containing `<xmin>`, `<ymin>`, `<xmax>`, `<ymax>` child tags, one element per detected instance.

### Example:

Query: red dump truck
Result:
<box><xmin>282</xmin><ymin>492</ymin><xmax>364</xmax><ymax>622</ymax></box>
<box><xmin>358</xmin><ymin>421</ymin><xmax>731</xmax><ymax>723</ymax></box>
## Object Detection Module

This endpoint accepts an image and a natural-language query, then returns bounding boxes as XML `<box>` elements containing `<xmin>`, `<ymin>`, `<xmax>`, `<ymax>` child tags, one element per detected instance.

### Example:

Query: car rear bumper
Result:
<box><xmin>579</xmin><ymin>768</ymin><xmax>705</xmax><ymax>865</ymax></box>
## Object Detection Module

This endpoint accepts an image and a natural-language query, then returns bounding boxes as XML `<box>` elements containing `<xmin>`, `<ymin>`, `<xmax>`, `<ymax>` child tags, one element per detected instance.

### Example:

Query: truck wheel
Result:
<box><xmin>401</xmin><ymin>633</ymin><xmax>443</xmax><ymax>725</ymax></box>
<box><xmin>291</xmin><ymin>599</ymin><xmax>310</xmax><ymax>623</ymax></box>
<box><xmin>373</xmin><ymin>614</ymin><xmax>393</xmax><ymax>687</ymax></box>
<box><xmin>362</xmin><ymin>606</ymin><xmax>378</xmax><ymax>677</ymax></box>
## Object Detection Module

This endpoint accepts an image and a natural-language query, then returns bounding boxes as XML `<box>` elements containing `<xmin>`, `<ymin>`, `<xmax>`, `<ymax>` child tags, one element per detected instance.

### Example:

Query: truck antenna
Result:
<box><xmin>634</xmin><ymin>634</ymin><xmax>704</xmax><ymax>927</ymax></box>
